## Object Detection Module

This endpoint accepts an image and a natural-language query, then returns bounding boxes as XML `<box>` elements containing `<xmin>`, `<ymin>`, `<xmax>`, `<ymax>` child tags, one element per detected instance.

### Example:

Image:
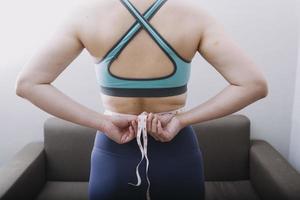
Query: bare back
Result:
<box><xmin>77</xmin><ymin>0</ymin><xmax>202</xmax><ymax>114</ymax></box>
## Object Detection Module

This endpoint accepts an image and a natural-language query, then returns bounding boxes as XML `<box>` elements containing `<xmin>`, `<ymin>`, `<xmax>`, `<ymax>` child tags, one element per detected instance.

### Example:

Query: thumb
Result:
<box><xmin>158</xmin><ymin>113</ymin><xmax>175</xmax><ymax>126</ymax></box>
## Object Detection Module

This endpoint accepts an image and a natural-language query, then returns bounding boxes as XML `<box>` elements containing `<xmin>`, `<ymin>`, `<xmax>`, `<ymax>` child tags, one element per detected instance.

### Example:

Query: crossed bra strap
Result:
<box><xmin>120</xmin><ymin>0</ymin><xmax>179</xmax><ymax>60</ymax></box>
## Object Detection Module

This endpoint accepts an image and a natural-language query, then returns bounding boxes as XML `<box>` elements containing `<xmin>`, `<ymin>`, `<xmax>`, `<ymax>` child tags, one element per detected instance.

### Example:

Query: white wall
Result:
<box><xmin>0</xmin><ymin>0</ymin><xmax>299</xmax><ymax>169</ymax></box>
<box><xmin>289</xmin><ymin>0</ymin><xmax>300</xmax><ymax>172</ymax></box>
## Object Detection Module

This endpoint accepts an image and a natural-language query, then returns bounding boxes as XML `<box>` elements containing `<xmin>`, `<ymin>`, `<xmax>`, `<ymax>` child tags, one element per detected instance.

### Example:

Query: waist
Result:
<box><xmin>94</xmin><ymin>105</ymin><xmax>200</xmax><ymax>157</ymax></box>
<box><xmin>103</xmin><ymin>105</ymin><xmax>186</xmax><ymax>116</ymax></box>
<box><xmin>100</xmin><ymin>92</ymin><xmax>187</xmax><ymax>115</ymax></box>
<box><xmin>94</xmin><ymin>125</ymin><xmax>199</xmax><ymax>158</ymax></box>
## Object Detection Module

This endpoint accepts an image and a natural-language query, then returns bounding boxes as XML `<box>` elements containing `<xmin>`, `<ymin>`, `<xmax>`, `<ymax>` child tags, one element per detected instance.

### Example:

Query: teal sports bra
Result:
<box><xmin>94</xmin><ymin>0</ymin><xmax>192</xmax><ymax>97</ymax></box>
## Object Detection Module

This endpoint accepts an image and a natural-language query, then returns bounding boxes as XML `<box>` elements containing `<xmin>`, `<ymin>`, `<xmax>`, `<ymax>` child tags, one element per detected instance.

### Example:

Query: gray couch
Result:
<box><xmin>1</xmin><ymin>114</ymin><xmax>300</xmax><ymax>200</ymax></box>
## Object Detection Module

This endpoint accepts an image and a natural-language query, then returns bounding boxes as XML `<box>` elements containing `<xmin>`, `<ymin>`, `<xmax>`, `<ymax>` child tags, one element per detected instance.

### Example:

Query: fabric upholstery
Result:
<box><xmin>192</xmin><ymin>114</ymin><xmax>250</xmax><ymax>181</ymax></box>
<box><xmin>0</xmin><ymin>142</ymin><xmax>45</xmax><ymax>200</ymax></box>
<box><xmin>35</xmin><ymin>181</ymin><xmax>88</xmax><ymax>200</ymax></box>
<box><xmin>250</xmin><ymin>140</ymin><xmax>300</xmax><ymax>200</ymax></box>
<box><xmin>205</xmin><ymin>180</ymin><xmax>261</xmax><ymax>200</ymax></box>
<box><xmin>44</xmin><ymin>118</ymin><xmax>96</xmax><ymax>181</ymax></box>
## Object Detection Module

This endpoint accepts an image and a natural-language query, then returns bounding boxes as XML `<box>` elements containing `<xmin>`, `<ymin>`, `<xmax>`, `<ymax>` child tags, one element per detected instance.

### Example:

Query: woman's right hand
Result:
<box><xmin>102</xmin><ymin>114</ymin><xmax>138</xmax><ymax>144</ymax></box>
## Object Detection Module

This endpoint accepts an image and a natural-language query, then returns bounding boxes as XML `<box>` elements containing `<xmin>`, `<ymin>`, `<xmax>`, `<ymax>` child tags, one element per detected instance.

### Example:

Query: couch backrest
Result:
<box><xmin>44</xmin><ymin>118</ymin><xmax>96</xmax><ymax>181</ymax></box>
<box><xmin>44</xmin><ymin>114</ymin><xmax>250</xmax><ymax>181</ymax></box>
<box><xmin>192</xmin><ymin>114</ymin><xmax>250</xmax><ymax>181</ymax></box>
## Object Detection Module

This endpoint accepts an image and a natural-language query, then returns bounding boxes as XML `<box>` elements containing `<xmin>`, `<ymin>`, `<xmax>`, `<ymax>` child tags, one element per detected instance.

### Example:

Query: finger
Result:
<box><xmin>121</xmin><ymin>132</ymin><xmax>128</xmax><ymax>144</ymax></box>
<box><xmin>146</xmin><ymin>123</ymin><xmax>160</xmax><ymax>141</ymax></box>
<box><xmin>131</xmin><ymin>120</ymin><xmax>138</xmax><ymax>135</ymax></box>
<box><xmin>142</xmin><ymin>114</ymin><xmax>158</xmax><ymax>141</ymax></box>
<box><xmin>158</xmin><ymin>113</ymin><xmax>175</xmax><ymax>126</ymax></box>
<box><xmin>128</xmin><ymin>125</ymin><xmax>135</xmax><ymax>141</ymax></box>
<box><xmin>152</xmin><ymin>114</ymin><xmax>158</xmax><ymax>134</ymax></box>
<box><xmin>157</xmin><ymin>120</ymin><xmax>167</xmax><ymax>142</ymax></box>
<box><xmin>154</xmin><ymin>118</ymin><xmax>166</xmax><ymax>142</ymax></box>
<box><xmin>147</xmin><ymin>113</ymin><xmax>154</xmax><ymax>132</ymax></box>
<box><xmin>126</xmin><ymin>115</ymin><xmax>138</xmax><ymax>130</ymax></box>
<box><xmin>121</xmin><ymin>126</ymin><xmax>134</xmax><ymax>143</ymax></box>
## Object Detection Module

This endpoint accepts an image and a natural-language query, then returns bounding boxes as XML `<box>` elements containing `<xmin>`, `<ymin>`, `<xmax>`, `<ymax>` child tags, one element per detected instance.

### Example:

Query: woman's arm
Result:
<box><xmin>15</xmin><ymin>7</ymin><xmax>109</xmax><ymax>132</ymax></box>
<box><xmin>176</xmin><ymin>7</ymin><xmax>268</xmax><ymax>127</ymax></box>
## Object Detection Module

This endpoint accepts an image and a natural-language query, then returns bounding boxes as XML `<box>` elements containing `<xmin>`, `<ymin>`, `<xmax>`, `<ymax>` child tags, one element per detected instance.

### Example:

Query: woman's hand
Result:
<box><xmin>130</xmin><ymin>112</ymin><xmax>175</xmax><ymax>140</ymax></box>
<box><xmin>147</xmin><ymin>112</ymin><xmax>175</xmax><ymax>128</ymax></box>
<box><xmin>102</xmin><ymin>114</ymin><xmax>138</xmax><ymax>144</ymax></box>
<box><xmin>131</xmin><ymin>113</ymin><xmax>184</xmax><ymax>142</ymax></box>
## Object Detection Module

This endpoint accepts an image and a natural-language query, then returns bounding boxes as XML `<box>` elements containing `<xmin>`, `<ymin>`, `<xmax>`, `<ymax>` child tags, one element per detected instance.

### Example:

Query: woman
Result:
<box><xmin>15</xmin><ymin>0</ymin><xmax>268</xmax><ymax>199</ymax></box>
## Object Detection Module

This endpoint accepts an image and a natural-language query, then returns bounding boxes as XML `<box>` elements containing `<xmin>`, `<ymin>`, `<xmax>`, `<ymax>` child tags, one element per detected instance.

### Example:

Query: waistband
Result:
<box><xmin>103</xmin><ymin>106</ymin><xmax>186</xmax><ymax>200</ymax></box>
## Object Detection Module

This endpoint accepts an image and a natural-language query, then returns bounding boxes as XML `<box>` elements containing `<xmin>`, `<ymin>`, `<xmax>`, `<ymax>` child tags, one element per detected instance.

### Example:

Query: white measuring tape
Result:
<box><xmin>104</xmin><ymin>107</ymin><xmax>185</xmax><ymax>200</ymax></box>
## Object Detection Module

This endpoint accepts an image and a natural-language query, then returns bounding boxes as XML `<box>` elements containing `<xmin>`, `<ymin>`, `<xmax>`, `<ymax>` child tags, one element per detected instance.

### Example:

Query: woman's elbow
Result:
<box><xmin>250</xmin><ymin>78</ymin><xmax>268</xmax><ymax>99</ymax></box>
<box><xmin>15</xmin><ymin>76</ymin><xmax>34</xmax><ymax>98</ymax></box>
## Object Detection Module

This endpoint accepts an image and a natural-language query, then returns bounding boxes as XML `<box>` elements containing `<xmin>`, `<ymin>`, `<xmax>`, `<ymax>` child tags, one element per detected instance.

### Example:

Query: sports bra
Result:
<box><xmin>94</xmin><ymin>0</ymin><xmax>192</xmax><ymax>97</ymax></box>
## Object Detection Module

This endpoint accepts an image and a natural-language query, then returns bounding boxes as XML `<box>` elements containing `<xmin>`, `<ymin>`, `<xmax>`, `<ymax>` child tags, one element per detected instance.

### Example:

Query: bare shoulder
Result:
<box><xmin>170</xmin><ymin>0</ymin><xmax>222</xmax><ymax>41</ymax></box>
<box><xmin>64</xmin><ymin>0</ymin><xmax>116</xmax><ymax>43</ymax></box>
<box><xmin>174</xmin><ymin>0</ymin><xmax>217</xmax><ymax>22</ymax></box>
<box><xmin>186</xmin><ymin>0</ymin><xmax>267</xmax><ymax>89</ymax></box>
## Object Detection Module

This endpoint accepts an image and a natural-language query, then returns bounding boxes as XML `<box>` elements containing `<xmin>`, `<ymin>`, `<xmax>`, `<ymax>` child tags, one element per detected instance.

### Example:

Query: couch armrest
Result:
<box><xmin>0</xmin><ymin>141</ymin><xmax>46</xmax><ymax>200</ymax></box>
<box><xmin>250</xmin><ymin>139</ymin><xmax>300</xmax><ymax>200</ymax></box>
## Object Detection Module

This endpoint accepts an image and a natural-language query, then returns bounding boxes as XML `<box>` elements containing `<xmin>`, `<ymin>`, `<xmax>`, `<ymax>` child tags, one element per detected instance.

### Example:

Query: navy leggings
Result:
<box><xmin>88</xmin><ymin>125</ymin><xmax>205</xmax><ymax>200</ymax></box>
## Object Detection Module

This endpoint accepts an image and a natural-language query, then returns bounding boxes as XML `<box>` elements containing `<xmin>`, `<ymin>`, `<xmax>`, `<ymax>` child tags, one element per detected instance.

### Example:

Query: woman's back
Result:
<box><xmin>16</xmin><ymin>0</ymin><xmax>267</xmax><ymax>135</ymax></box>
<box><xmin>74</xmin><ymin>0</ymin><xmax>202</xmax><ymax>114</ymax></box>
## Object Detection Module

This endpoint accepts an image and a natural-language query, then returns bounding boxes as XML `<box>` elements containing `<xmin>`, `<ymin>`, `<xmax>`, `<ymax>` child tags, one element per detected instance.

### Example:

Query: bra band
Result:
<box><xmin>103</xmin><ymin>106</ymin><xmax>186</xmax><ymax>200</ymax></box>
<box><xmin>99</xmin><ymin>84</ymin><xmax>187</xmax><ymax>97</ymax></box>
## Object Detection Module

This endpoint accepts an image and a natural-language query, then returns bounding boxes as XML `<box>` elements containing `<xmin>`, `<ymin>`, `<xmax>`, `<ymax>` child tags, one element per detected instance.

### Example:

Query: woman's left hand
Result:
<box><xmin>146</xmin><ymin>113</ymin><xmax>184</xmax><ymax>142</ymax></box>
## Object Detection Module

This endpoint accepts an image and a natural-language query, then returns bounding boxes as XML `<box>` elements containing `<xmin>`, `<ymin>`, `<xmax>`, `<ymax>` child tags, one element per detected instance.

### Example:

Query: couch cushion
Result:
<box><xmin>44</xmin><ymin>118</ymin><xmax>96</xmax><ymax>181</ymax></box>
<box><xmin>205</xmin><ymin>180</ymin><xmax>261</xmax><ymax>200</ymax></box>
<box><xmin>35</xmin><ymin>180</ymin><xmax>260</xmax><ymax>200</ymax></box>
<box><xmin>35</xmin><ymin>181</ymin><xmax>88</xmax><ymax>200</ymax></box>
<box><xmin>192</xmin><ymin>114</ymin><xmax>250</xmax><ymax>181</ymax></box>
